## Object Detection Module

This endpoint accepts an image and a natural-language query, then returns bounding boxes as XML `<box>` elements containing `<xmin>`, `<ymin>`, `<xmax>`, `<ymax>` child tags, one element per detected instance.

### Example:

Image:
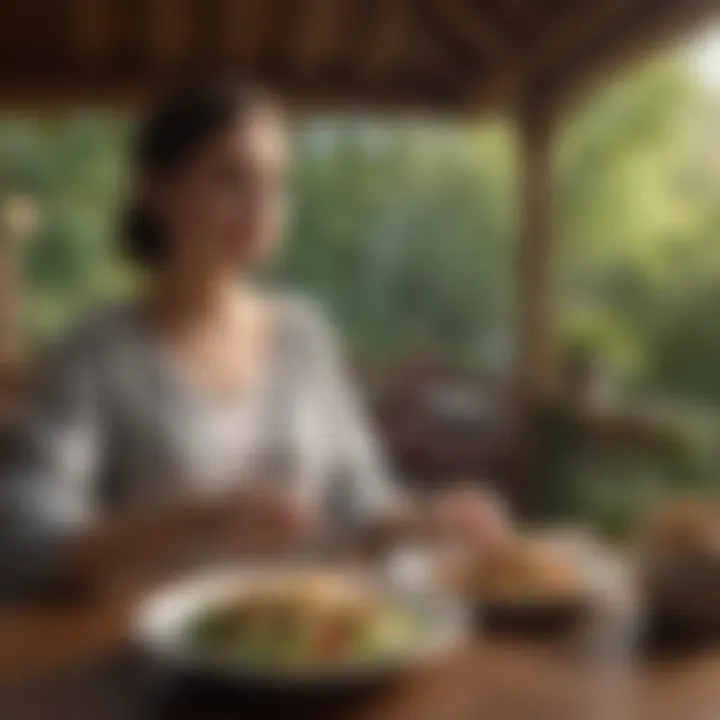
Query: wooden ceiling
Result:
<box><xmin>0</xmin><ymin>0</ymin><xmax>715</xmax><ymax>111</ymax></box>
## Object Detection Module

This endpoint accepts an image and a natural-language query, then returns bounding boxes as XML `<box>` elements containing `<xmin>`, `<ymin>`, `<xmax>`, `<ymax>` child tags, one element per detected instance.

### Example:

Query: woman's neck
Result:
<box><xmin>147</xmin><ymin>262</ymin><xmax>254</xmax><ymax>331</ymax></box>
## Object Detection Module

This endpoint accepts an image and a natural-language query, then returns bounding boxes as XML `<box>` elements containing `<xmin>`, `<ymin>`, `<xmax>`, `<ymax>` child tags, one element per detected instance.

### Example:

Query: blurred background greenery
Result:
<box><xmin>2</xmin><ymin>36</ymin><xmax>719</xmax><ymax>536</ymax></box>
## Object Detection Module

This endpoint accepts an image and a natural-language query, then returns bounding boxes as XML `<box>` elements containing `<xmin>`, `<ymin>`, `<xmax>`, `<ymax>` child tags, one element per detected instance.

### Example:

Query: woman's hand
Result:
<box><xmin>68</xmin><ymin>483</ymin><xmax>320</xmax><ymax>592</ymax></box>
<box><xmin>419</xmin><ymin>483</ymin><xmax>513</xmax><ymax>591</ymax></box>
<box><xmin>209</xmin><ymin>484</ymin><xmax>320</xmax><ymax>554</ymax></box>
<box><xmin>429</xmin><ymin>483</ymin><xmax>512</xmax><ymax>550</ymax></box>
<box><xmin>358</xmin><ymin>483</ymin><xmax>512</xmax><ymax>562</ymax></box>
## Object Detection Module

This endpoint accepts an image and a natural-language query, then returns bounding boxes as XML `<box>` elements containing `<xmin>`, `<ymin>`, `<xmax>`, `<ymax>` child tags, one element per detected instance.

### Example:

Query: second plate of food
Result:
<box><xmin>462</xmin><ymin>533</ymin><xmax>604</xmax><ymax>632</ymax></box>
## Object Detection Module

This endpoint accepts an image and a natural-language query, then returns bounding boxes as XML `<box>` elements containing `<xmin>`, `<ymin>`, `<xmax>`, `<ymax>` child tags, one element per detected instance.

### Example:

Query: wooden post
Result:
<box><xmin>514</xmin><ymin>96</ymin><xmax>558</xmax><ymax>510</ymax></box>
<box><xmin>0</xmin><ymin>195</ymin><xmax>39</xmax><ymax>428</ymax></box>
<box><xmin>518</xmin><ymin>98</ymin><xmax>557</xmax><ymax>404</ymax></box>
<box><xmin>0</xmin><ymin>195</ymin><xmax>39</xmax><ymax>363</ymax></box>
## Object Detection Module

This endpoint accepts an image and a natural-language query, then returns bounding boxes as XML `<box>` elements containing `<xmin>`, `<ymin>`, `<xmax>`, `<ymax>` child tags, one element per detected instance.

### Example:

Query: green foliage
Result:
<box><xmin>558</xmin><ymin>55</ymin><xmax>720</xmax><ymax>401</ymax></box>
<box><xmin>281</xmin><ymin>119</ymin><xmax>517</xmax><ymax>368</ymax></box>
<box><xmin>0</xmin><ymin>113</ymin><xmax>131</xmax><ymax>341</ymax></box>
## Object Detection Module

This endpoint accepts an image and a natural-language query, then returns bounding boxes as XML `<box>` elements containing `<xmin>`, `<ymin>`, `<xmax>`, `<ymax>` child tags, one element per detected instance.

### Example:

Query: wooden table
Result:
<box><xmin>2</xmin><ymin>588</ymin><xmax>720</xmax><ymax>720</ymax></box>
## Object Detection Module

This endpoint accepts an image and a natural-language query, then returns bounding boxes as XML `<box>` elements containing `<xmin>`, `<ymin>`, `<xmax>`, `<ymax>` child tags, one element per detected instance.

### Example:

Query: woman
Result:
<box><xmin>0</xmin><ymin>82</ymin><xmax>508</xmax><ymax>593</ymax></box>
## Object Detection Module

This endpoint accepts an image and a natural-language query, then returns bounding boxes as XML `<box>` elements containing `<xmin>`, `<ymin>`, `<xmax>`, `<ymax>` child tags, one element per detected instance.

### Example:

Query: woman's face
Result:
<box><xmin>154</xmin><ymin>109</ymin><xmax>289</xmax><ymax>273</ymax></box>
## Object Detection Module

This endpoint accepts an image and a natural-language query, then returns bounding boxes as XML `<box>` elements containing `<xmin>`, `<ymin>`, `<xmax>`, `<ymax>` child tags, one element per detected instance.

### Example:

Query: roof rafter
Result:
<box><xmin>142</xmin><ymin>0</ymin><xmax>194</xmax><ymax>68</ymax></box>
<box><xmin>549</xmin><ymin>0</ymin><xmax>718</xmax><ymax>109</ymax></box>
<box><xmin>67</xmin><ymin>0</ymin><xmax>116</xmax><ymax>67</ymax></box>
<box><xmin>214</xmin><ymin>0</ymin><xmax>273</xmax><ymax>70</ymax></box>
<box><xmin>429</xmin><ymin>0</ymin><xmax>512</xmax><ymax>63</ymax></box>
<box><xmin>525</xmin><ymin>0</ymin><xmax>635</xmax><ymax>76</ymax></box>
<box><xmin>293</xmin><ymin>0</ymin><xmax>349</xmax><ymax>81</ymax></box>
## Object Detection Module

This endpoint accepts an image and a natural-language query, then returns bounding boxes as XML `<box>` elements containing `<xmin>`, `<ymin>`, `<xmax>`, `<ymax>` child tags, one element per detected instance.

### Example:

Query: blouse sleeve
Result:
<box><xmin>0</xmin><ymin>326</ymin><xmax>105</xmax><ymax>593</ymax></box>
<box><xmin>293</xmin><ymin>301</ymin><xmax>404</xmax><ymax>527</ymax></box>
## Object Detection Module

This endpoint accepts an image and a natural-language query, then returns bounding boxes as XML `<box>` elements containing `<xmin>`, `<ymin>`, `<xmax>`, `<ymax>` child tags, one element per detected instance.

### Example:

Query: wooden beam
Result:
<box><xmin>293</xmin><ymin>0</ymin><xmax>348</xmax><ymax>81</ymax></box>
<box><xmin>68</xmin><ymin>0</ymin><xmax>116</xmax><ymax>68</ymax></box>
<box><xmin>0</xmin><ymin>73</ymin><xmax>147</xmax><ymax>107</ymax></box>
<box><xmin>0</xmin><ymin>68</ymin><xmax>488</xmax><ymax>113</ymax></box>
<box><xmin>549</xmin><ymin>0</ymin><xmax>718</xmax><ymax>109</ymax></box>
<box><xmin>406</xmin><ymin>0</ymin><xmax>485</xmax><ymax>101</ymax></box>
<box><xmin>214</xmin><ymin>0</ymin><xmax>272</xmax><ymax>70</ymax></box>
<box><xmin>483</xmin><ymin>0</ymin><xmax>538</xmax><ymax>40</ymax></box>
<box><xmin>362</xmin><ymin>0</ymin><xmax>410</xmax><ymax>82</ymax></box>
<box><xmin>362</xmin><ymin>0</ymin><xmax>479</xmax><ymax>104</ymax></box>
<box><xmin>442</xmin><ymin>0</ymin><xmax>511</xmax><ymax>60</ymax></box>
<box><xmin>413</xmin><ymin>0</ymin><xmax>527</xmax><ymax>107</ymax></box>
<box><xmin>421</xmin><ymin>0</ymin><xmax>511</xmax><ymax>63</ymax></box>
<box><xmin>499</xmin><ymin>0</ymin><xmax>536</xmax><ymax>23</ymax></box>
<box><xmin>143</xmin><ymin>0</ymin><xmax>194</xmax><ymax>69</ymax></box>
<box><xmin>0</xmin><ymin>0</ymin><xmax>50</xmax><ymax>59</ymax></box>
<box><xmin>526</xmin><ymin>0</ymin><xmax>634</xmax><ymax>75</ymax></box>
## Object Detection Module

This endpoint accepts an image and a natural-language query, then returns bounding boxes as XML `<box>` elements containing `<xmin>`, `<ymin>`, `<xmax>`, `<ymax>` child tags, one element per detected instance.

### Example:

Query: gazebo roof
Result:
<box><xmin>0</xmin><ymin>0</ymin><xmax>715</xmax><ymax>110</ymax></box>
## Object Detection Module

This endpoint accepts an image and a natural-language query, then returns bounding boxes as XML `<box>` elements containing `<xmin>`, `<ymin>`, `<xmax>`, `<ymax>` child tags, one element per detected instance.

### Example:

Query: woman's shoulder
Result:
<box><xmin>273</xmin><ymin>290</ymin><xmax>337</xmax><ymax>349</ymax></box>
<box><xmin>29</xmin><ymin>302</ymin><xmax>144</xmax><ymax>397</ymax></box>
<box><xmin>48</xmin><ymin>302</ymin><xmax>141</xmax><ymax>366</ymax></box>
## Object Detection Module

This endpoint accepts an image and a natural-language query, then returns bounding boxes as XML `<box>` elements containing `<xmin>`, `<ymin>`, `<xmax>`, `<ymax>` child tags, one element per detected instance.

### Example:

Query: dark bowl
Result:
<box><xmin>474</xmin><ymin>594</ymin><xmax>595</xmax><ymax>635</ymax></box>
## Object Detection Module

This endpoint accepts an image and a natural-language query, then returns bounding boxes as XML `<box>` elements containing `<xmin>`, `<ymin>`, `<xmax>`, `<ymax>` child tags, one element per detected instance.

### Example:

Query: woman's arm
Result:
<box><xmin>0</xmin><ymin>327</ymin><xmax>107</xmax><ymax>593</ymax></box>
<box><xmin>61</xmin><ymin>484</ymin><xmax>315</xmax><ymax>591</ymax></box>
<box><xmin>303</xmin><ymin>304</ymin><xmax>511</xmax><ymax>553</ymax></box>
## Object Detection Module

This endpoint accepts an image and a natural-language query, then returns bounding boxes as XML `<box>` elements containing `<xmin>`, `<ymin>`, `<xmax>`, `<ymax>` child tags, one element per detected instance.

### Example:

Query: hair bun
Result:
<box><xmin>121</xmin><ymin>199</ymin><xmax>166</xmax><ymax>267</ymax></box>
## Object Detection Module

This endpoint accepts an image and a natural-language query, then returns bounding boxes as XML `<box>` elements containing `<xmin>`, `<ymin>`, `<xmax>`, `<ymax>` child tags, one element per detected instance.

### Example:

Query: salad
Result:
<box><xmin>185</xmin><ymin>572</ymin><xmax>426</xmax><ymax>670</ymax></box>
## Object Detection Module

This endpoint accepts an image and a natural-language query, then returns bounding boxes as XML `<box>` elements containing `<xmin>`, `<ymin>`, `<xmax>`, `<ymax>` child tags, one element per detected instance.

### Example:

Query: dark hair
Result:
<box><xmin>122</xmin><ymin>80</ymin><xmax>280</xmax><ymax>268</ymax></box>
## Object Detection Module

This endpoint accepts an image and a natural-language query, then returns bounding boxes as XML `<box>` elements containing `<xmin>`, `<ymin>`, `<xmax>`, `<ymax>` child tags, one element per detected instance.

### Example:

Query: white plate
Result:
<box><xmin>133</xmin><ymin>564</ymin><xmax>469</xmax><ymax>688</ymax></box>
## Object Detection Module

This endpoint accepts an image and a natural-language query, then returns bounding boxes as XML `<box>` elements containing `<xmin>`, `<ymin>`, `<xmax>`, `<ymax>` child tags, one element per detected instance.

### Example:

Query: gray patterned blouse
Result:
<box><xmin>0</xmin><ymin>295</ymin><xmax>396</xmax><ymax>590</ymax></box>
